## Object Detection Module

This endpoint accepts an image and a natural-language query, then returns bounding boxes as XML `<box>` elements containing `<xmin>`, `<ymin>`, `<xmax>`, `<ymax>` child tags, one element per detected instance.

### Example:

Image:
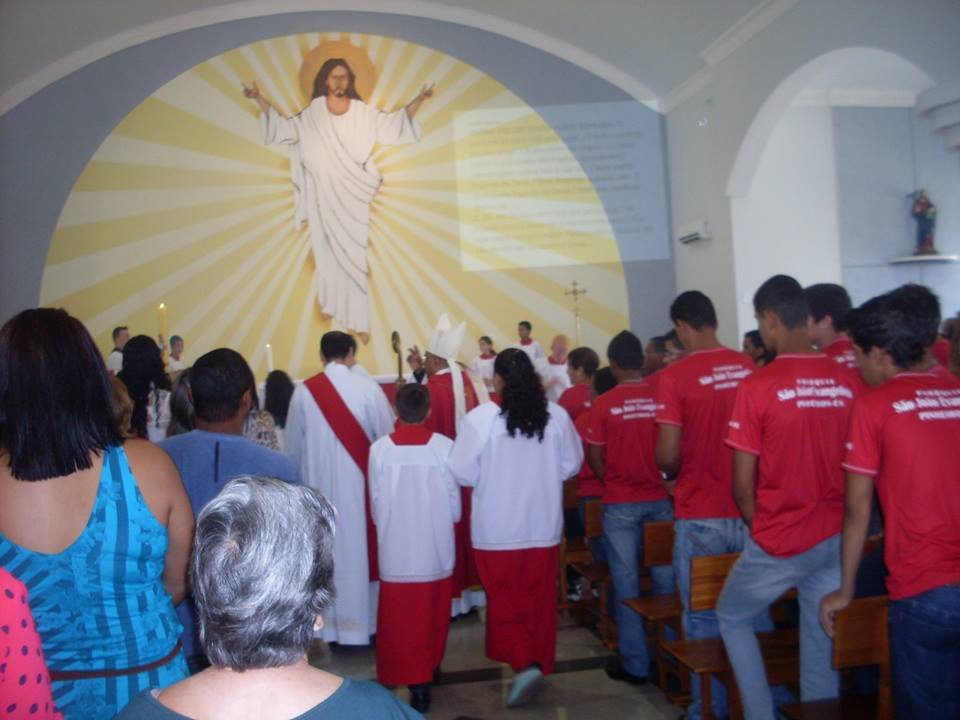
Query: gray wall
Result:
<box><xmin>0</xmin><ymin>10</ymin><xmax>673</xmax><ymax>339</ymax></box>
<box><xmin>834</xmin><ymin>106</ymin><xmax>960</xmax><ymax>315</ymax></box>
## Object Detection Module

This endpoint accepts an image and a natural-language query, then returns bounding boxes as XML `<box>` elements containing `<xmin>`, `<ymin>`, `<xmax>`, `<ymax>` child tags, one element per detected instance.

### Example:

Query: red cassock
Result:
<box><xmin>474</xmin><ymin>546</ymin><xmax>559</xmax><ymax>674</ymax></box>
<box><xmin>424</xmin><ymin>371</ymin><xmax>481</xmax><ymax>594</ymax></box>
<box><xmin>376</xmin><ymin>577</ymin><xmax>454</xmax><ymax>686</ymax></box>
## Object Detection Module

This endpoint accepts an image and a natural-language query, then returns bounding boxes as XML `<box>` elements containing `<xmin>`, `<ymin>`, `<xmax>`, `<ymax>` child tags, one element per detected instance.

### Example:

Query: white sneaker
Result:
<box><xmin>506</xmin><ymin>665</ymin><xmax>544</xmax><ymax>707</ymax></box>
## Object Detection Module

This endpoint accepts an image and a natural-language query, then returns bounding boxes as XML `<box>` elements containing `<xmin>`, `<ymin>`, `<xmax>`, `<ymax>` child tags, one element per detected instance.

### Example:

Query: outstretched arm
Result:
<box><xmin>242</xmin><ymin>81</ymin><xmax>276</xmax><ymax>115</ymax></box>
<box><xmin>405</xmin><ymin>83</ymin><xmax>435</xmax><ymax>120</ymax></box>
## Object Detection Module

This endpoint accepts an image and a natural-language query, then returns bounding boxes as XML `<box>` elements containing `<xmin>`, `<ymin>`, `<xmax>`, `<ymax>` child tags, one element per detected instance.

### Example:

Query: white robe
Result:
<box><xmin>469</xmin><ymin>355</ymin><xmax>496</xmax><ymax>392</ymax></box>
<box><xmin>538</xmin><ymin>358</ymin><xmax>572</xmax><ymax>403</ymax></box>
<box><xmin>514</xmin><ymin>340</ymin><xmax>545</xmax><ymax>363</ymax></box>
<box><xmin>284</xmin><ymin>363</ymin><xmax>395</xmax><ymax>644</ymax></box>
<box><xmin>263</xmin><ymin>99</ymin><xmax>420</xmax><ymax>334</ymax></box>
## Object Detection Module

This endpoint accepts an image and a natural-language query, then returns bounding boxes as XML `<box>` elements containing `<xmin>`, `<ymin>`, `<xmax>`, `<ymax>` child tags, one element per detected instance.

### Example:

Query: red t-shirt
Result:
<box><xmin>843</xmin><ymin>370</ymin><xmax>960</xmax><ymax>600</ymax></box>
<box><xmin>823</xmin><ymin>336</ymin><xmax>857</xmax><ymax>370</ymax></box>
<box><xmin>574</xmin><ymin>408</ymin><xmax>603</xmax><ymax>497</ymax></box>
<box><xmin>656</xmin><ymin>347</ymin><xmax>753</xmax><ymax>519</ymax></box>
<box><xmin>725</xmin><ymin>354</ymin><xmax>857</xmax><ymax>557</ymax></box>
<box><xmin>558</xmin><ymin>383</ymin><xmax>591</xmax><ymax>422</ymax></box>
<box><xmin>586</xmin><ymin>381</ymin><xmax>667</xmax><ymax>504</ymax></box>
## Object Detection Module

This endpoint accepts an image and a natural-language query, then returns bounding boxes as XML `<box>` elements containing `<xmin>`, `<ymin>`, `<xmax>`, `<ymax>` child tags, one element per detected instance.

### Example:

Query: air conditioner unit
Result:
<box><xmin>676</xmin><ymin>220</ymin><xmax>711</xmax><ymax>245</ymax></box>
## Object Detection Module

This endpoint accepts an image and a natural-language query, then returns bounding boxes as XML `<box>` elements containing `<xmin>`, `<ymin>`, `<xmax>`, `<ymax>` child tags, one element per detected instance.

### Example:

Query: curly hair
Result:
<box><xmin>494</xmin><ymin>348</ymin><xmax>548</xmax><ymax>441</ymax></box>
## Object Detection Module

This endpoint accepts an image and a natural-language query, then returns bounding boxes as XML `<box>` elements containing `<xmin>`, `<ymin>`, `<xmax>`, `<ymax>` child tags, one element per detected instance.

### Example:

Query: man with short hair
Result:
<box><xmin>718</xmin><ymin>275</ymin><xmax>857</xmax><ymax>719</ymax></box>
<box><xmin>106</xmin><ymin>325</ymin><xmax>129</xmax><ymax>374</ymax></box>
<box><xmin>285</xmin><ymin>330</ymin><xmax>395</xmax><ymax>645</ymax></box>
<box><xmin>586</xmin><ymin>330</ymin><xmax>673</xmax><ymax>684</ymax></box>
<box><xmin>160</xmin><ymin>347</ymin><xmax>299</xmax><ymax>671</ymax></box>
<box><xmin>540</xmin><ymin>334</ymin><xmax>572</xmax><ymax>403</ymax></box>
<box><xmin>805</xmin><ymin>283</ymin><xmax>857</xmax><ymax>370</ymax></box>
<box><xmin>820</xmin><ymin>284</ymin><xmax>960</xmax><ymax>720</ymax></box>
<box><xmin>664</xmin><ymin>329</ymin><xmax>686</xmax><ymax>365</ymax></box>
<box><xmin>558</xmin><ymin>346</ymin><xmax>599</xmax><ymax>422</ymax></box>
<box><xmin>655</xmin><ymin>290</ymin><xmax>759</xmax><ymax>720</ymax></box>
<box><xmin>643</xmin><ymin>336</ymin><xmax>668</xmax><ymax>377</ymax></box>
<box><xmin>514</xmin><ymin>320</ymin><xmax>545</xmax><ymax>363</ymax></box>
<box><xmin>168</xmin><ymin>334</ymin><xmax>186</xmax><ymax>372</ymax></box>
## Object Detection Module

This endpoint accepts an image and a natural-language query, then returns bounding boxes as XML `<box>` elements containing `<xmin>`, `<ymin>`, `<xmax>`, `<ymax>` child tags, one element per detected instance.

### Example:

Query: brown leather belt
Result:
<box><xmin>49</xmin><ymin>640</ymin><xmax>183</xmax><ymax>681</ymax></box>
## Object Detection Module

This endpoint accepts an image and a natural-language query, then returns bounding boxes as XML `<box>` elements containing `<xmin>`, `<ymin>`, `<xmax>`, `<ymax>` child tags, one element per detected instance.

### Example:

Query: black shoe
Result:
<box><xmin>604</xmin><ymin>657</ymin><xmax>648</xmax><ymax>685</ymax></box>
<box><xmin>409</xmin><ymin>683</ymin><xmax>431</xmax><ymax>713</ymax></box>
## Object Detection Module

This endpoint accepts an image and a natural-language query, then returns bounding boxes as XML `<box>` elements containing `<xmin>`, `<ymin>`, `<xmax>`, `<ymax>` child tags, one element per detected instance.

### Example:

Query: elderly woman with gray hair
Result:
<box><xmin>118</xmin><ymin>477</ymin><xmax>422</xmax><ymax>719</ymax></box>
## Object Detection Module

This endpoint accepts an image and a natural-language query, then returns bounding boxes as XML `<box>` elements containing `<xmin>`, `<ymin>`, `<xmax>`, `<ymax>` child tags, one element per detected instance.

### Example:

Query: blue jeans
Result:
<box><xmin>716</xmin><ymin>534</ymin><xmax>840</xmax><ymax>720</ymax></box>
<box><xmin>603</xmin><ymin>499</ymin><xmax>674</xmax><ymax>677</ymax></box>
<box><xmin>889</xmin><ymin>584</ymin><xmax>960</xmax><ymax>720</ymax></box>
<box><xmin>675</xmin><ymin>517</ymin><xmax>768</xmax><ymax>720</ymax></box>
<box><xmin>579</xmin><ymin>496</ymin><xmax>607</xmax><ymax>564</ymax></box>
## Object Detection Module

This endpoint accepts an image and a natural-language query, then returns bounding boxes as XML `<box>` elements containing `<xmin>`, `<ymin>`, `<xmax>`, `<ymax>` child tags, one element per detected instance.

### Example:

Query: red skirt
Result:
<box><xmin>452</xmin><ymin>487</ymin><xmax>481</xmax><ymax>597</ymax></box>
<box><xmin>376</xmin><ymin>577</ymin><xmax>453</xmax><ymax>686</ymax></box>
<box><xmin>474</xmin><ymin>545</ymin><xmax>559</xmax><ymax>674</ymax></box>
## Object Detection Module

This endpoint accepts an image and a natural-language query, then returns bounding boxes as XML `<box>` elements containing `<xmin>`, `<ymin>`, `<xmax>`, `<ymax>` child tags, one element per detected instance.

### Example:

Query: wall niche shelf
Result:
<box><xmin>888</xmin><ymin>253</ymin><xmax>959</xmax><ymax>265</ymax></box>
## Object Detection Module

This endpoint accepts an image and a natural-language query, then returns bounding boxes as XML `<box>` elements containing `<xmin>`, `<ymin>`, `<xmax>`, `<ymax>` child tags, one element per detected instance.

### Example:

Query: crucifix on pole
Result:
<box><xmin>564</xmin><ymin>281</ymin><xmax>587</xmax><ymax>345</ymax></box>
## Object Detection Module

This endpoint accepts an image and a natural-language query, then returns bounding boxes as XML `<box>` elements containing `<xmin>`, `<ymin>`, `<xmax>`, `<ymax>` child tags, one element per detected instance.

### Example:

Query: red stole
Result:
<box><xmin>305</xmin><ymin>372</ymin><xmax>379</xmax><ymax>581</ymax></box>
<box><xmin>423</xmin><ymin>371</ymin><xmax>478</xmax><ymax>440</ymax></box>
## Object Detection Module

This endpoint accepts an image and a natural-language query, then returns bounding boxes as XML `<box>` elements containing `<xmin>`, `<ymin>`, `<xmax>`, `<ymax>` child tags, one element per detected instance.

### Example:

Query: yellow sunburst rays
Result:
<box><xmin>41</xmin><ymin>33</ymin><xmax>628</xmax><ymax>378</ymax></box>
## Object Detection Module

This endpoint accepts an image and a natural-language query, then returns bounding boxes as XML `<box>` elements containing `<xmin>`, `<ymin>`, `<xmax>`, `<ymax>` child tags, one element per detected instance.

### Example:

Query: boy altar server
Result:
<box><xmin>369</xmin><ymin>383</ymin><xmax>460</xmax><ymax>714</ymax></box>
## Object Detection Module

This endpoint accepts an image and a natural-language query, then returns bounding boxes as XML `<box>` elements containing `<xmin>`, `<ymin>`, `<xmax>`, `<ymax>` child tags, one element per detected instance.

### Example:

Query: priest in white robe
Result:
<box><xmin>284</xmin><ymin>331</ymin><xmax>395</xmax><ymax>645</ymax></box>
<box><xmin>538</xmin><ymin>334</ymin><xmax>572</xmax><ymax>403</ymax></box>
<box><xmin>244</xmin><ymin>60</ymin><xmax>433</xmax><ymax>339</ymax></box>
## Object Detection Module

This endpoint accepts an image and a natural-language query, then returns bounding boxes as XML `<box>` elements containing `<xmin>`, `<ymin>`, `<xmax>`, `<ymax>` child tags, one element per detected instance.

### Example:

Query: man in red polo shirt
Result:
<box><xmin>820</xmin><ymin>284</ymin><xmax>960</xmax><ymax>720</ymax></box>
<box><xmin>586</xmin><ymin>330</ymin><xmax>672</xmax><ymax>684</ymax></box>
<box><xmin>805</xmin><ymin>283</ymin><xmax>857</xmax><ymax>371</ymax></box>
<box><xmin>558</xmin><ymin>347</ymin><xmax>599</xmax><ymax>422</ymax></box>
<box><xmin>655</xmin><ymin>290</ymin><xmax>758</xmax><ymax>720</ymax></box>
<box><xmin>717</xmin><ymin>275</ymin><xmax>857</xmax><ymax>719</ymax></box>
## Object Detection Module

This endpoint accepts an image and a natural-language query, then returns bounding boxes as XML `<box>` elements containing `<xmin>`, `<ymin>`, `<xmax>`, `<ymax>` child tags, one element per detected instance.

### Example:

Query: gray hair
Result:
<box><xmin>191</xmin><ymin>476</ymin><xmax>336</xmax><ymax>669</ymax></box>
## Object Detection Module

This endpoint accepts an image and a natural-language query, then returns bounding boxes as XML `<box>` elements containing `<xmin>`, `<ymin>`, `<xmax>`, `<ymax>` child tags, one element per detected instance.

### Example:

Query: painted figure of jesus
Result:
<box><xmin>244</xmin><ymin>59</ymin><xmax>433</xmax><ymax>341</ymax></box>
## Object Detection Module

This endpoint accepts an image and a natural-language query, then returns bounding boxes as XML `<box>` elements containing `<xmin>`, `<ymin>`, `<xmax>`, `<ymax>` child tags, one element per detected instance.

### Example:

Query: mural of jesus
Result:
<box><xmin>244</xmin><ymin>58</ymin><xmax>434</xmax><ymax>342</ymax></box>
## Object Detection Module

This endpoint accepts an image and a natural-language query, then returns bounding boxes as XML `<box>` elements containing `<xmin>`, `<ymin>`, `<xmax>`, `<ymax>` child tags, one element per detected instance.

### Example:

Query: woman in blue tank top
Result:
<box><xmin>0</xmin><ymin>309</ymin><xmax>194</xmax><ymax>719</ymax></box>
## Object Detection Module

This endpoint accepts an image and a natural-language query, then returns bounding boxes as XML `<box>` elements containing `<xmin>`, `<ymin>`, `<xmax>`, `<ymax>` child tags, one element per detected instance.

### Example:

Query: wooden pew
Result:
<box><xmin>570</xmin><ymin>499</ymin><xmax>617</xmax><ymax>649</ymax></box>
<box><xmin>780</xmin><ymin>595</ymin><xmax>892</xmax><ymax>720</ymax></box>
<box><xmin>661</xmin><ymin>552</ymin><xmax>800</xmax><ymax>720</ymax></box>
<box><xmin>558</xmin><ymin>478</ymin><xmax>594</xmax><ymax>615</ymax></box>
<box><xmin>623</xmin><ymin>521</ymin><xmax>684</xmax><ymax>695</ymax></box>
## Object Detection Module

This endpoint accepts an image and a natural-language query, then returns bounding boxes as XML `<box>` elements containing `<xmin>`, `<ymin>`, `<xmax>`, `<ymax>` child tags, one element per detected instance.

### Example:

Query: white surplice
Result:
<box><xmin>538</xmin><ymin>358</ymin><xmax>572</xmax><ymax>403</ymax></box>
<box><xmin>284</xmin><ymin>362</ymin><xmax>395</xmax><ymax>645</ymax></box>
<box><xmin>263</xmin><ymin>99</ymin><xmax>420</xmax><ymax>334</ymax></box>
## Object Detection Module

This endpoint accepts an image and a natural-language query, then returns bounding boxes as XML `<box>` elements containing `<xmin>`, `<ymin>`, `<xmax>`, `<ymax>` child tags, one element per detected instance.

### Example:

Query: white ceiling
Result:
<box><xmin>0</xmin><ymin>0</ymin><xmax>766</xmax><ymax>107</ymax></box>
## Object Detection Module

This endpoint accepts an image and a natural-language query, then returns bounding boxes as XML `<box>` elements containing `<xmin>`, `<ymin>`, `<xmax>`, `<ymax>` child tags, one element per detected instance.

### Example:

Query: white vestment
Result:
<box><xmin>538</xmin><ymin>359</ymin><xmax>572</xmax><ymax>403</ymax></box>
<box><xmin>263</xmin><ymin>100</ymin><xmax>420</xmax><ymax>334</ymax></box>
<box><xmin>469</xmin><ymin>355</ymin><xmax>496</xmax><ymax>392</ymax></box>
<box><xmin>514</xmin><ymin>340</ymin><xmax>545</xmax><ymax>363</ymax></box>
<box><xmin>284</xmin><ymin>363</ymin><xmax>395</xmax><ymax>645</ymax></box>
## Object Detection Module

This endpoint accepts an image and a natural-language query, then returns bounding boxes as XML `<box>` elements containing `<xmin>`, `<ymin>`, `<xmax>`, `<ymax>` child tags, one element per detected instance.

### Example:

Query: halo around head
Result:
<box><xmin>299</xmin><ymin>41</ymin><xmax>376</xmax><ymax>103</ymax></box>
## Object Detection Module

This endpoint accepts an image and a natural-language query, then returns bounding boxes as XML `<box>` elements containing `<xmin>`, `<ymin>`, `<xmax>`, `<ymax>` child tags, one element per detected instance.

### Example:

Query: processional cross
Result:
<box><xmin>564</xmin><ymin>281</ymin><xmax>588</xmax><ymax>345</ymax></box>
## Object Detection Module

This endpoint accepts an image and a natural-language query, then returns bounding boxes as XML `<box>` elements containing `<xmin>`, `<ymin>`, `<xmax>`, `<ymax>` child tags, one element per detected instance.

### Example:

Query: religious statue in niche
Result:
<box><xmin>910</xmin><ymin>189</ymin><xmax>938</xmax><ymax>255</ymax></box>
<box><xmin>243</xmin><ymin>48</ymin><xmax>434</xmax><ymax>343</ymax></box>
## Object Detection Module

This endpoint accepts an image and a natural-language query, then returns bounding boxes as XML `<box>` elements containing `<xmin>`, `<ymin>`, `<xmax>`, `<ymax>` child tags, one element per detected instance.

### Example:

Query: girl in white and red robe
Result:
<box><xmin>469</xmin><ymin>336</ymin><xmax>497</xmax><ymax>393</ymax></box>
<box><xmin>448</xmin><ymin>349</ymin><xmax>583</xmax><ymax>707</ymax></box>
<box><xmin>368</xmin><ymin>383</ymin><xmax>461</xmax><ymax>713</ymax></box>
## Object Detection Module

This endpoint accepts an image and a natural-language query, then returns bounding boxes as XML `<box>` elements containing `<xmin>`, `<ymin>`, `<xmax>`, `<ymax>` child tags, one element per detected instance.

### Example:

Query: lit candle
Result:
<box><xmin>265</xmin><ymin>343</ymin><xmax>274</xmax><ymax>373</ymax></box>
<box><xmin>157</xmin><ymin>303</ymin><xmax>168</xmax><ymax>342</ymax></box>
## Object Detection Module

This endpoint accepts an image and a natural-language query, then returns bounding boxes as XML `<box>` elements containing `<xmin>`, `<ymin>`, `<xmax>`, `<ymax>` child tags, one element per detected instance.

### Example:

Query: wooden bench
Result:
<box><xmin>780</xmin><ymin>595</ymin><xmax>892</xmax><ymax>720</ymax></box>
<box><xmin>558</xmin><ymin>478</ymin><xmax>594</xmax><ymax>615</ymax></box>
<box><xmin>660</xmin><ymin>552</ymin><xmax>800</xmax><ymax>720</ymax></box>
<box><xmin>622</xmin><ymin>520</ymin><xmax>684</xmax><ymax>695</ymax></box>
<box><xmin>570</xmin><ymin>499</ymin><xmax>617</xmax><ymax>649</ymax></box>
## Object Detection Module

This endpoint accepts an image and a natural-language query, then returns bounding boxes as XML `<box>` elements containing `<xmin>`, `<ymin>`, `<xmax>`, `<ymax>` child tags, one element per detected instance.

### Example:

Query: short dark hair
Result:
<box><xmin>593</xmin><ymin>367</ymin><xmax>618</xmax><ymax>396</ymax></box>
<box><xmin>805</xmin><ymin>283</ymin><xmax>853</xmax><ymax>332</ymax></box>
<box><xmin>190</xmin><ymin>349</ymin><xmax>255</xmax><ymax>423</ymax></box>
<box><xmin>607</xmin><ymin>330</ymin><xmax>644</xmax><ymax>370</ymax></box>
<box><xmin>396</xmin><ymin>383</ymin><xmax>431</xmax><ymax>423</ymax></box>
<box><xmin>847</xmin><ymin>284</ymin><xmax>940</xmax><ymax>368</ymax></box>
<box><xmin>567</xmin><ymin>347</ymin><xmax>599</xmax><ymax>377</ymax></box>
<box><xmin>664</xmin><ymin>328</ymin><xmax>683</xmax><ymax>349</ymax></box>
<box><xmin>647</xmin><ymin>336</ymin><xmax>667</xmax><ymax>355</ymax></box>
<box><xmin>169</xmin><ymin>334</ymin><xmax>183</xmax><ymax>346</ymax></box>
<box><xmin>112</xmin><ymin>325</ymin><xmax>128</xmax><ymax>342</ymax></box>
<box><xmin>744</xmin><ymin>329</ymin><xmax>766</xmax><ymax>350</ymax></box>
<box><xmin>320</xmin><ymin>331</ymin><xmax>353</xmax><ymax>361</ymax></box>
<box><xmin>670</xmin><ymin>290</ymin><xmax>717</xmax><ymax>330</ymax></box>
<box><xmin>754</xmin><ymin>275</ymin><xmax>809</xmax><ymax>330</ymax></box>
<box><xmin>1</xmin><ymin>308</ymin><xmax>121</xmax><ymax>480</ymax></box>
<box><xmin>518</xmin><ymin>321</ymin><xmax>532</xmax><ymax>331</ymax></box>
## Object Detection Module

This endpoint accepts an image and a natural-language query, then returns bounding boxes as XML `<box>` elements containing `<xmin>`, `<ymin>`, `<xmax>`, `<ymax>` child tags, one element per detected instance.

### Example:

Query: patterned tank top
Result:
<box><xmin>0</xmin><ymin>445</ymin><xmax>185</xmax><ymax>718</ymax></box>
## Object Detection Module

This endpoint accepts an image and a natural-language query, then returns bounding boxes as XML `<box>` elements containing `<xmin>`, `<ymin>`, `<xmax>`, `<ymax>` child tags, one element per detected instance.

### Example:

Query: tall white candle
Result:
<box><xmin>265</xmin><ymin>343</ymin><xmax>274</xmax><ymax>373</ymax></box>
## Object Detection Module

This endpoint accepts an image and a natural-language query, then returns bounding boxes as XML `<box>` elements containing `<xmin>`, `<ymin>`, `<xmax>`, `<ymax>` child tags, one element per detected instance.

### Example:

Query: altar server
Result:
<box><xmin>449</xmin><ymin>349</ymin><xmax>582</xmax><ymax>707</ymax></box>
<box><xmin>370</xmin><ymin>383</ymin><xmax>460</xmax><ymax>713</ymax></box>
